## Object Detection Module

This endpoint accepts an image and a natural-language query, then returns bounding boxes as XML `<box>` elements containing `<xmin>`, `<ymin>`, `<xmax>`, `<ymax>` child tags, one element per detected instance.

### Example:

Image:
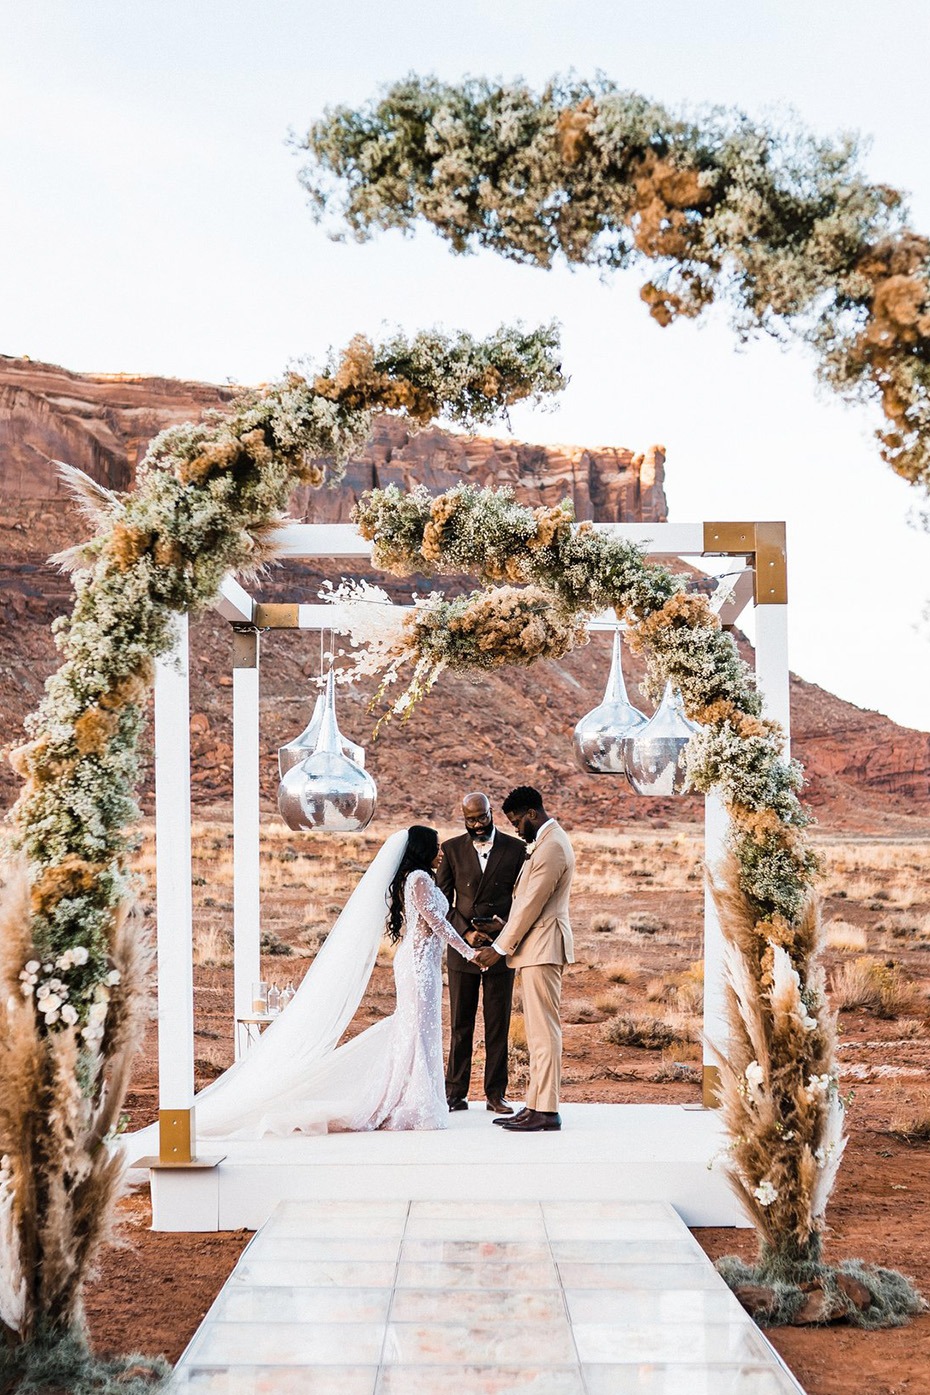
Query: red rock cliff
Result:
<box><xmin>0</xmin><ymin>355</ymin><xmax>667</xmax><ymax>531</ymax></box>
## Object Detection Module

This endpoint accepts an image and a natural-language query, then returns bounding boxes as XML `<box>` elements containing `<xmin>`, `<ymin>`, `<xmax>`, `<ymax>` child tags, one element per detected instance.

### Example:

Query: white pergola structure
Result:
<box><xmin>150</xmin><ymin>520</ymin><xmax>788</xmax><ymax>1179</ymax></box>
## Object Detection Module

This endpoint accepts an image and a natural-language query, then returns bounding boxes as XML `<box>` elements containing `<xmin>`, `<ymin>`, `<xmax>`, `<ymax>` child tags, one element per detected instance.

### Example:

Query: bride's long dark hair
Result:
<box><xmin>386</xmin><ymin>825</ymin><xmax>440</xmax><ymax>942</ymax></box>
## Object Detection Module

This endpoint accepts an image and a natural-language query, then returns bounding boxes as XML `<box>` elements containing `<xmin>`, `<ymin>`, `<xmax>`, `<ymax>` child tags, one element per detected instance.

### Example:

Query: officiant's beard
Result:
<box><xmin>467</xmin><ymin>819</ymin><xmax>493</xmax><ymax>842</ymax></box>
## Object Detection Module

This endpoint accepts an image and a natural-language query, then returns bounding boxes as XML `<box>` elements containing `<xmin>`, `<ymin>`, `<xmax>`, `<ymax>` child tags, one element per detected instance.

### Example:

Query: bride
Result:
<box><xmin>186</xmin><ymin>825</ymin><xmax>479</xmax><ymax>1140</ymax></box>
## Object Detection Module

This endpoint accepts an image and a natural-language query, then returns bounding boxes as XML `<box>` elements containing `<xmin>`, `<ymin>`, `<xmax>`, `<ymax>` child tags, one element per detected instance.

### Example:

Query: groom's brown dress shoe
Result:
<box><xmin>494</xmin><ymin>1106</ymin><xmax>529</xmax><ymax>1126</ymax></box>
<box><xmin>447</xmin><ymin>1098</ymin><xmax>468</xmax><ymax>1112</ymax></box>
<box><xmin>500</xmin><ymin>1109</ymin><xmax>561</xmax><ymax>1132</ymax></box>
<box><xmin>486</xmin><ymin>1096</ymin><xmax>514</xmax><ymax>1115</ymax></box>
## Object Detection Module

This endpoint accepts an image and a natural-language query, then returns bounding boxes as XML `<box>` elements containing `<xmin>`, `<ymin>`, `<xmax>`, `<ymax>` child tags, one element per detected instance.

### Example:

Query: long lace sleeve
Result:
<box><xmin>409</xmin><ymin>872</ymin><xmax>477</xmax><ymax>960</ymax></box>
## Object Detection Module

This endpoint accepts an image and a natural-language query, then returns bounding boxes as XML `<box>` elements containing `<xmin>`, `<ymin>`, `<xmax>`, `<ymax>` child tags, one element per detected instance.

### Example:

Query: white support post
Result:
<box><xmin>754</xmin><ymin>603</ymin><xmax>791</xmax><ymax>750</ymax></box>
<box><xmin>702</xmin><ymin>792</ymin><xmax>729</xmax><ymax>1106</ymax></box>
<box><xmin>154</xmin><ymin>614</ymin><xmax>196</xmax><ymax>1161</ymax></box>
<box><xmin>232</xmin><ymin>628</ymin><xmax>261</xmax><ymax>1056</ymax></box>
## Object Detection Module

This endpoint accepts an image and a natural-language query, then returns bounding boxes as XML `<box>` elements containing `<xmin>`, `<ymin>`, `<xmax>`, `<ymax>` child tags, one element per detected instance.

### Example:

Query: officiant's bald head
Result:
<box><xmin>462</xmin><ymin>791</ymin><xmax>493</xmax><ymax>842</ymax></box>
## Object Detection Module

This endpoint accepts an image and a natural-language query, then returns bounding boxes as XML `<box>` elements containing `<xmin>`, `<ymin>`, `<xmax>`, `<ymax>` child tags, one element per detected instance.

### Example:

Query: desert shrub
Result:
<box><xmin>645</xmin><ymin>976</ymin><xmax>675</xmax><ymax>1003</ymax></box>
<box><xmin>894</xmin><ymin>1020</ymin><xmax>925</xmax><ymax>1041</ymax></box>
<box><xmin>563</xmin><ymin>998</ymin><xmax>599</xmax><ymax>1024</ymax></box>
<box><xmin>888</xmin><ymin>1091</ymin><xmax>930</xmax><ymax>1141</ymax></box>
<box><xmin>260</xmin><ymin>929</ymin><xmax>294</xmax><ymax>957</ymax></box>
<box><xmin>590</xmin><ymin>912</ymin><xmax>620</xmax><ymax>934</ymax></box>
<box><xmin>302</xmin><ymin>927</ymin><xmax>329</xmax><ymax>954</ymax></box>
<box><xmin>509</xmin><ymin>1012</ymin><xmax>528</xmax><ymax>1053</ymax></box>
<box><xmin>629</xmin><ymin>912</ymin><xmax>666</xmax><ymax>935</ymax></box>
<box><xmin>192</xmin><ymin>925</ymin><xmax>233</xmax><ymax>968</ymax></box>
<box><xmin>650</xmin><ymin>1058</ymin><xmax>701</xmax><ymax>1084</ymax></box>
<box><xmin>593</xmin><ymin>991</ymin><xmax>623</xmax><ymax>1015</ymax></box>
<box><xmin>0</xmin><ymin>1330</ymin><xmax>169</xmax><ymax>1395</ymax></box>
<box><xmin>601</xmin><ymin>1013</ymin><xmax>694</xmax><ymax>1050</ymax></box>
<box><xmin>603</xmin><ymin>957</ymin><xmax>637</xmax><ymax>985</ymax></box>
<box><xmin>674</xmin><ymin>961</ymin><xmax>704</xmax><ymax>1015</ymax></box>
<box><xmin>889</xmin><ymin>922</ymin><xmax>920</xmax><ymax>941</ymax></box>
<box><xmin>831</xmin><ymin>957</ymin><xmax>920</xmax><ymax>1019</ymax></box>
<box><xmin>825</xmin><ymin>920</ymin><xmax>868</xmax><ymax>952</ymax></box>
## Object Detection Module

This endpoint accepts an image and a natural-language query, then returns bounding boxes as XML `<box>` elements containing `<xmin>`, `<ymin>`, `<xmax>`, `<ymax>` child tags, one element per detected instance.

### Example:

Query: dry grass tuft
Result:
<box><xmin>825</xmin><ymin>920</ymin><xmax>868</xmax><ymax>953</ymax></box>
<box><xmin>193</xmin><ymin>925</ymin><xmax>233</xmax><ymax>968</ymax></box>
<box><xmin>830</xmin><ymin>956</ymin><xmax>921</xmax><ymax>1019</ymax></box>
<box><xmin>562</xmin><ymin>998</ymin><xmax>600</xmax><ymax>1024</ymax></box>
<box><xmin>645</xmin><ymin>976</ymin><xmax>675</xmax><ymax>1003</ymax></box>
<box><xmin>508</xmin><ymin>1013</ymin><xmax>528</xmax><ymax>1053</ymax></box>
<box><xmin>589</xmin><ymin>912</ymin><xmax>620</xmax><ymax>934</ymax></box>
<box><xmin>603</xmin><ymin>957</ymin><xmax>637</xmax><ymax>985</ymax></box>
<box><xmin>675</xmin><ymin>961</ymin><xmax>704</xmax><ymax>1015</ymax></box>
<box><xmin>888</xmin><ymin>1090</ymin><xmax>930</xmax><ymax>1141</ymax></box>
<box><xmin>594</xmin><ymin>991</ymin><xmax>624</xmax><ymax>1015</ymax></box>
<box><xmin>628</xmin><ymin>912</ymin><xmax>667</xmax><ymax>936</ymax></box>
<box><xmin>600</xmin><ymin>1012</ymin><xmax>695</xmax><ymax>1050</ymax></box>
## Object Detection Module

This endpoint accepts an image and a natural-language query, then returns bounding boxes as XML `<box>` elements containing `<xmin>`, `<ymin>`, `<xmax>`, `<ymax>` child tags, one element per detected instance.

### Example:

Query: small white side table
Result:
<box><xmin>236</xmin><ymin>1014</ymin><xmax>275</xmax><ymax>1054</ymax></box>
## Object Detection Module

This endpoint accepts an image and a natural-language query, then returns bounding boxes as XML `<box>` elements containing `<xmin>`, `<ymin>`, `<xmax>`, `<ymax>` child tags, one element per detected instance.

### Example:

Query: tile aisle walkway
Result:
<box><xmin>169</xmin><ymin>1199</ymin><xmax>805</xmax><ymax>1394</ymax></box>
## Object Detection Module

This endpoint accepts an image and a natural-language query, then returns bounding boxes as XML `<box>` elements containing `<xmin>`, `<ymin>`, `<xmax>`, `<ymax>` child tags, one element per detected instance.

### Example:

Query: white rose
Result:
<box><xmin>106</xmin><ymin>970</ymin><xmax>121</xmax><ymax>987</ymax></box>
<box><xmin>71</xmin><ymin>947</ymin><xmax>90</xmax><ymax>966</ymax></box>
<box><xmin>20</xmin><ymin>983</ymin><xmax>34</xmax><ymax>998</ymax></box>
<box><xmin>89</xmin><ymin>1002</ymin><xmax>108</xmax><ymax>1025</ymax></box>
<box><xmin>745</xmin><ymin>1061</ymin><xmax>765</xmax><ymax>1093</ymax></box>
<box><xmin>61</xmin><ymin>1004</ymin><xmax>79</xmax><ymax>1026</ymax></box>
<box><xmin>753</xmin><ymin>1180</ymin><xmax>778</xmax><ymax>1207</ymax></box>
<box><xmin>41</xmin><ymin>993</ymin><xmax>62</xmax><ymax>1013</ymax></box>
<box><xmin>56</xmin><ymin>953</ymin><xmax>73</xmax><ymax>971</ymax></box>
<box><xmin>44</xmin><ymin>1009</ymin><xmax>61</xmax><ymax>1025</ymax></box>
<box><xmin>42</xmin><ymin>963</ymin><xmax>53</xmax><ymax>974</ymax></box>
<box><xmin>25</xmin><ymin>960</ymin><xmax>40</xmax><ymax>974</ymax></box>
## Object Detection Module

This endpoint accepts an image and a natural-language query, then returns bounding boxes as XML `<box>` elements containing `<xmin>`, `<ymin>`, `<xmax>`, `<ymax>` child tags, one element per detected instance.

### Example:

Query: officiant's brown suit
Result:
<box><xmin>437</xmin><ymin>830</ymin><xmax>525</xmax><ymax>1103</ymax></box>
<box><xmin>494</xmin><ymin>822</ymin><xmax>575</xmax><ymax>1113</ymax></box>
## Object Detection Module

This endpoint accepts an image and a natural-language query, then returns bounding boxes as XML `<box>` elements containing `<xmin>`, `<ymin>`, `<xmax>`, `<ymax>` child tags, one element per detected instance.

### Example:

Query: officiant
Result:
<box><xmin>437</xmin><ymin>791</ymin><xmax>525</xmax><ymax>1115</ymax></box>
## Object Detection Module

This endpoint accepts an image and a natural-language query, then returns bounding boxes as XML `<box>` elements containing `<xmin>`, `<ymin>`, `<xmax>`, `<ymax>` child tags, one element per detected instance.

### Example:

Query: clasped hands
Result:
<box><xmin>465</xmin><ymin>916</ymin><xmax>505</xmax><ymax>972</ymax></box>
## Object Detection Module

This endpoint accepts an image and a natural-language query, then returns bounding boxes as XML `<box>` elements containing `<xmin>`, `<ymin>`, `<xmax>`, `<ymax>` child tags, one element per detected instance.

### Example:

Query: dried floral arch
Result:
<box><xmin>2</xmin><ymin>337</ymin><xmax>923</xmax><ymax>1356</ymax></box>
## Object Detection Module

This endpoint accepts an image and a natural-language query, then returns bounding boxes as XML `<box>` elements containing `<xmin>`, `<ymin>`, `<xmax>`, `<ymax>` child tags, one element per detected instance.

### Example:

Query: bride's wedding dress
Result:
<box><xmin>169</xmin><ymin>831</ymin><xmax>477</xmax><ymax>1141</ymax></box>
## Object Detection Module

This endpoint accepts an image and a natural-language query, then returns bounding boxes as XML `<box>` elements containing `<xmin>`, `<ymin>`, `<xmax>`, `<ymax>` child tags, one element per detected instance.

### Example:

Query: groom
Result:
<box><xmin>474</xmin><ymin>786</ymin><xmax>575</xmax><ymax>1132</ymax></box>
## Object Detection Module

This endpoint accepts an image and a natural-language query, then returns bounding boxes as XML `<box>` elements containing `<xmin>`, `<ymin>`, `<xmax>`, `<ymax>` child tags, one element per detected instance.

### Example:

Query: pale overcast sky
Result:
<box><xmin>2</xmin><ymin>1</ymin><xmax>928</xmax><ymax>733</ymax></box>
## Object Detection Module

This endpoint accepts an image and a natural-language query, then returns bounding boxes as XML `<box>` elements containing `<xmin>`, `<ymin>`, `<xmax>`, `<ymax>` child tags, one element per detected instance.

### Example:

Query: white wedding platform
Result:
<box><xmin>167</xmin><ymin>1197</ymin><xmax>805</xmax><ymax>1394</ymax></box>
<box><xmin>133</xmin><ymin>1104</ymin><xmax>747</xmax><ymax>1233</ymax></box>
<box><xmin>146</xmin><ymin>519</ymin><xmax>790</xmax><ymax>1215</ymax></box>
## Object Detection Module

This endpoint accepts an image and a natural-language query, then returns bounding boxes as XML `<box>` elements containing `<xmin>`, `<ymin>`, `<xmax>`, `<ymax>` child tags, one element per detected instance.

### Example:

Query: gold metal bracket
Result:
<box><xmin>157</xmin><ymin>1107</ymin><xmax>196</xmax><ymax>1164</ymax></box>
<box><xmin>231</xmin><ymin>627</ymin><xmax>259</xmax><ymax>669</ymax></box>
<box><xmin>253</xmin><ymin>602</ymin><xmax>300</xmax><ymax>629</ymax></box>
<box><xmin>702</xmin><ymin>1064</ymin><xmax>722</xmax><ymax>1109</ymax></box>
<box><xmin>702</xmin><ymin>521</ymin><xmax>787</xmax><ymax>606</ymax></box>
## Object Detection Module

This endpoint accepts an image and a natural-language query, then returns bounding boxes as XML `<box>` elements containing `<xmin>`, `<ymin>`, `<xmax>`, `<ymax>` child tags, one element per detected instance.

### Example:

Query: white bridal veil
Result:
<box><xmin>137</xmin><ymin>830</ymin><xmax>409</xmax><ymax>1144</ymax></box>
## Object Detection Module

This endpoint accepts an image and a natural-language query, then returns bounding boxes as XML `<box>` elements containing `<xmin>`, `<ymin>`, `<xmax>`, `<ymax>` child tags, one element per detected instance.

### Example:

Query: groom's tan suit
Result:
<box><xmin>494</xmin><ymin>821</ymin><xmax>575</xmax><ymax>1113</ymax></box>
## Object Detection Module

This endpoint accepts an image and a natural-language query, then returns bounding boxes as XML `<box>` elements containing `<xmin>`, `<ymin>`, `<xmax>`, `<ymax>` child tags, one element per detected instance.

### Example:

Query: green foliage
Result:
<box><xmin>717</xmin><ymin>1253</ymin><xmax>926</xmax><ymax>1329</ymax></box>
<box><xmin>0</xmin><ymin>1327</ymin><xmax>169</xmax><ymax>1394</ymax></box>
<box><xmin>301</xmin><ymin>73</ymin><xmax>930</xmax><ymax>491</ymax></box>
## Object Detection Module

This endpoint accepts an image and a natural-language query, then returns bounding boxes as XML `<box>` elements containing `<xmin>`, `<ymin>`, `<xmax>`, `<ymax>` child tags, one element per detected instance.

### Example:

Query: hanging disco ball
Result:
<box><xmin>573</xmin><ymin>629</ymin><xmax>647</xmax><ymax>774</ymax></box>
<box><xmin>277</xmin><ymin>670</ymin><xmax>377</xmax><ymax>831</ymax></box>
<box><xmin>278</xmin><ymin>690</ymin><xmax>365</xmax><ymax>778</ymax></box>
<box><xmin>622</xmin><ymin>681</ymin><xmax>698</xmax><ymax>796</ymax></box>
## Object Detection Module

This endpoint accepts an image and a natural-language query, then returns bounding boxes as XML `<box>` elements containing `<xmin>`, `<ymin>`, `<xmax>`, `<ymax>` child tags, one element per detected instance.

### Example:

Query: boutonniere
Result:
<box><xmin>523</xmin><ymin>842</ymin><xmax>535</xmax><ymax>857</ymax></box>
